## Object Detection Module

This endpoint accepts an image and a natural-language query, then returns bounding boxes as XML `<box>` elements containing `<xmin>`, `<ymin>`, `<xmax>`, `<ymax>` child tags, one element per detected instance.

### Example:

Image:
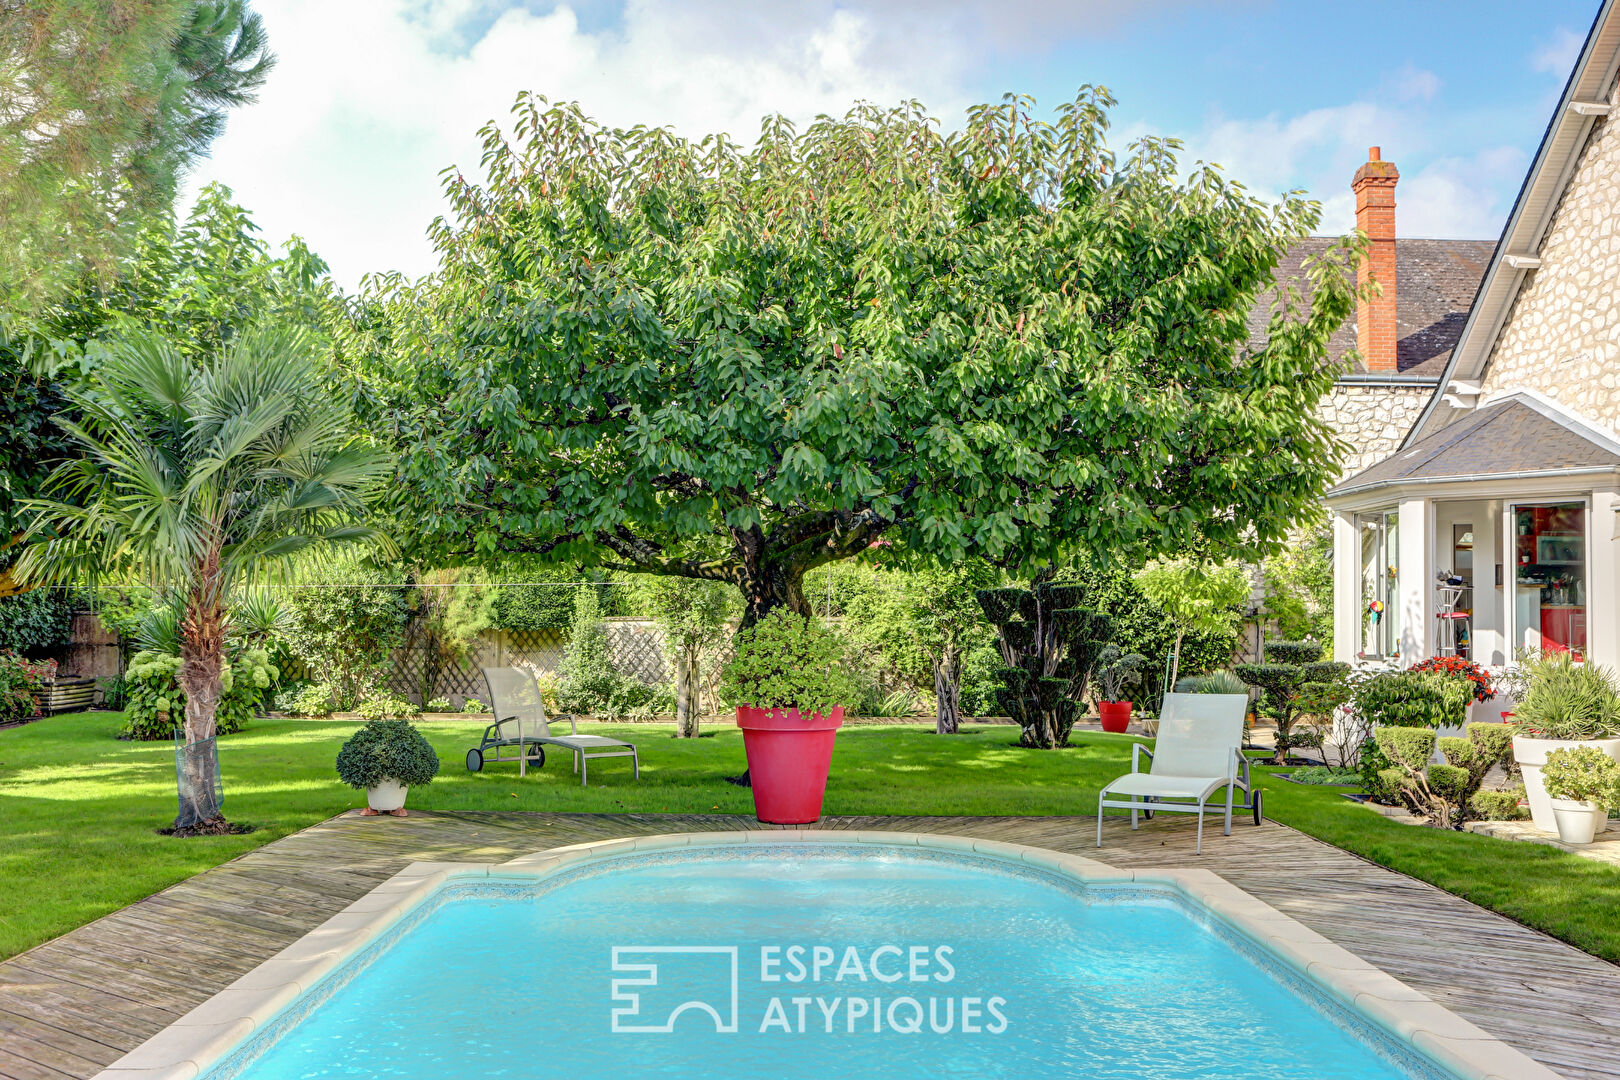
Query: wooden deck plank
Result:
<box><xmin>1</xmin><ymin>810</ymin><xmax>1616</xmax><ymax>1080</ymax></box>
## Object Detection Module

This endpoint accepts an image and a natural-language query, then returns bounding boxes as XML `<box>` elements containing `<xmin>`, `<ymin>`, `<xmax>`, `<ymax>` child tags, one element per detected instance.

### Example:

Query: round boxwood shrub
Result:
<box><xmin>335</xmin><ymin>719</ymin><xmax>441</xmax><ymax>790</ymax></box>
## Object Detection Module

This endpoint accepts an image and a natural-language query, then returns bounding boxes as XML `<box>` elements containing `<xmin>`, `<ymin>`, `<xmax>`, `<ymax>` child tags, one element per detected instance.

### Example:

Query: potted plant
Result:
<box><xmin>719</xmin><ymin>609</ymin><xmax>857</xmax><ymax>825</ymax></box>
<box><xmin>1095</xmin><ymin>645</ymin><xmax>1148</xmax><ymax>733</ymax></box>
<box><xmin>1509</xmin><ymin>652</ymin><xmax>1620</xmax><ymax>833</ymax></box>
<box><xmin>1539</xmin><ymin>746</ymin><xmax>1620</xmax><ymax>845</ymax></box>
<box><xmin>336</xmin><ymin>718</ymin><xmax>441</xmax><ymax>816</ymax></box>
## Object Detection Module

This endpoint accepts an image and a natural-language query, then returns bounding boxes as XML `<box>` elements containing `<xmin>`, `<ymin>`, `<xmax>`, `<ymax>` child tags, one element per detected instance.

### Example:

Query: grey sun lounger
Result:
<box><xmin>472</xmin><ymin>667</ymin><xmax>640</xmax><ymax>786</ymax></box>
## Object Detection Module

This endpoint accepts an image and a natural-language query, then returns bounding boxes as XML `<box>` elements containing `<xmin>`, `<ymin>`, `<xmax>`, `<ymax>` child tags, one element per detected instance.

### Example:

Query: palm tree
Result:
<box><xmin>17</xmin><ymin>325</ymin><xmax>391</xmax><ymax>829</ymax></box>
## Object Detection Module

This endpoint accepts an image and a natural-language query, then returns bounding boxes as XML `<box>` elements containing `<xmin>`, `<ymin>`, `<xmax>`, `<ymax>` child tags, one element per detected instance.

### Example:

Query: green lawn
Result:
<box><xmin>2</xmin><ymin>711</ymin><xmax>1618</xmax><ymax>964</ymax></box>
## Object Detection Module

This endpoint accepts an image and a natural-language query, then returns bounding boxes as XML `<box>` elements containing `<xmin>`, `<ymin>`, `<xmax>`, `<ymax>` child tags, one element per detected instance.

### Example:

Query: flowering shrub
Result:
<box><xmin>1411</xmin><ymin>656</ymin><xmax>1494</xmax><ymax>703</ymax></box>
<box><xmin>0</xmin><ymin>652</ymin><xmax>55</xmax><ymax>725</ymax></box>
<box><xmin>121</xmin><ymin>647</ymin><xmax>278</xmax><ymax>740</ymax></box>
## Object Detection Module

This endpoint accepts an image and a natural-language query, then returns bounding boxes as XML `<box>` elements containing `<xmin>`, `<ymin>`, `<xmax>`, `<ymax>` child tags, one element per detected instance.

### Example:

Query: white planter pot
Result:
<box><xmin>1512</xmin><ymin>736</ymin><xmax>1620</xmax><ymax>834</ymax></box>
<box><xmin>1550</xmin><ymin>798</ymin><xmax>1605</xmax><ymax>845</ymax></box>
<box><xmin>366</xmin><ymin>779</ymin><xmax>408</xmax><ymax>813</ymax></box>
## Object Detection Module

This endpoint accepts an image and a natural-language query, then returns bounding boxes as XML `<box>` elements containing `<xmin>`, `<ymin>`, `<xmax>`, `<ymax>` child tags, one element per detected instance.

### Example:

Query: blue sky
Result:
<box><xmin>187</xmin><ymin>0</ymin><xmax>1600</xmax><ymax>289</ymax></box>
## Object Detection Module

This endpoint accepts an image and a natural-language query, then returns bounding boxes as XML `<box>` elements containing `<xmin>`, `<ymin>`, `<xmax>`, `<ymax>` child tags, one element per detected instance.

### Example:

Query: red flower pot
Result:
<box><xmin>1098</xmin><ymin>700</ymin><xmax>1133</xmax><ymax>734</ymax></box>
<box><xmin>736</xmin><ymin>706</ymin><xmax>845</xmax><ymax>825</ymax></box>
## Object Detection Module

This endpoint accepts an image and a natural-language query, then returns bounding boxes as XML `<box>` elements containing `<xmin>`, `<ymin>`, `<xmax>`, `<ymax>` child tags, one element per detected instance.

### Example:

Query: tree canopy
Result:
<box><xmin>1</xmin><ymin>1</ymin><xmax>274</xmax><ymax>304</ymax></box>
<box><xmin>337</xmin><ymin>89</ymin><xmax>1359</xmax><ymax>626</ymax></box>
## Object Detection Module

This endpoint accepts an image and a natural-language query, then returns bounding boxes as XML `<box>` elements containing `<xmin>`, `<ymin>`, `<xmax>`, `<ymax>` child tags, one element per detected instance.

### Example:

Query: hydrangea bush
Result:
<box><xmin>121</xmin><ymin>647</ymin><xmax>277</xmax><ymax>740</ymax></box>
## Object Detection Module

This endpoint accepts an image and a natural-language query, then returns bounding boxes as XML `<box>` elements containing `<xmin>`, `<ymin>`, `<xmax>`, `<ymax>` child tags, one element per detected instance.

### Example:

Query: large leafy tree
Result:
<box><xmin>16</xmin><ymin>327</ymin><xmax>390</xmax><ymax>829</ymax></box>
<box><xmin>339</xmin><ymin>90</ymin><xmax>1357</xmax><ymax>628</ymax></box>
<box><xmin>1</xmin><ymin>0</ymin><xmax>274</xmax><ymax>303</ymax></box>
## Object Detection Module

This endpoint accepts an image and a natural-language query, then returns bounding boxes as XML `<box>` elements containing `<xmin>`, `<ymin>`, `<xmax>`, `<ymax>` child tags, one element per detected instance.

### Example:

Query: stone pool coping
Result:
<box><xmin>92</xmin><ymin>829</ymin><xmax>1563</xmax><ymax>1080</ymax></box>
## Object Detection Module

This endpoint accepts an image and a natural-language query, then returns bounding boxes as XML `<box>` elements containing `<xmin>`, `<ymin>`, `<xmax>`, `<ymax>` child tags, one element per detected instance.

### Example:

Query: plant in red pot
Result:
<box><xmin>720</xmin><ymin>610</ymin><xmax>858</xmax><ymax>825</ymax></box>
<box><xmin>1095</xmin><ymin>645</ymin><xmax>1147</xmax><ymax>733</ymax></box>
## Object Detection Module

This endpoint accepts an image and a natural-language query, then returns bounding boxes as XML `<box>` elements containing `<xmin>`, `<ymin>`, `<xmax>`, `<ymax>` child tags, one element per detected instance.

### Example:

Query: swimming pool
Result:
<box><xmin>98</xmin><ymin>833</ymin><xmax>1558</xmax><ymax>1080</ymax></box>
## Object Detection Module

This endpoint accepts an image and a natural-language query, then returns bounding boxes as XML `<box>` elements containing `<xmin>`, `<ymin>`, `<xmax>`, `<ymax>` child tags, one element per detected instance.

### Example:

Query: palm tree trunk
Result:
<box><xmin>175</xmin><ymin>574</ymin><xmax>228</xmax><ymax>829</ymax></box>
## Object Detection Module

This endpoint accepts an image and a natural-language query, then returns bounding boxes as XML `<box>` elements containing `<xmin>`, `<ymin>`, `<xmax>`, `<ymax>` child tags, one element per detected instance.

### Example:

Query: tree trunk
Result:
<box><xmin>737</xmin><ymin>563</ymin><xmax>812</xmax><ymax>631</ymax></box>
<box><xmin>933</xmin><ymin>641</ymin><xmax>962</xmax><ymax>735</ymax></box>
<box><xmin>175</xmin><ymin>576</ymin><xmax>228</xmax><ymax>829</ymax></box>
<box><xmin>1169</xmin><ymin>631</ymin><xmax>1184</xmax><ymax>690</ymax></box>
<box><xmin>675</xmin><ymin>648</ymin><xmax>701</xmax><ymax>738</ymax></box>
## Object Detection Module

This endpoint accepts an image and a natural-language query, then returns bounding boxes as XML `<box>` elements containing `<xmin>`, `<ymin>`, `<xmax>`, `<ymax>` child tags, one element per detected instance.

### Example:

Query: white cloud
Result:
<box><xmin>1531</xmin><ymin>25</ymin><xmax>1583</xmax><ymax>76</ymax></box>
<box><xmin>1391</xmin><ymin>63</ymin><xmax>1441</xmax><ymax>103</ymax></box>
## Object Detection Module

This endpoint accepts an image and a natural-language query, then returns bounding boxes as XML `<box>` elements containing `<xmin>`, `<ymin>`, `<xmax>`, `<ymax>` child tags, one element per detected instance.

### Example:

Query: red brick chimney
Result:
<box><xmin>1352</xmin><ymin>146</ymin><xmax>1399</xmax><ymax>373</ymax></box>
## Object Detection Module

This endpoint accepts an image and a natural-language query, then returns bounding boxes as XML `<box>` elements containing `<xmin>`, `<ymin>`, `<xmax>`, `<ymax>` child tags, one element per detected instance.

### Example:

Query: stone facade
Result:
<box><xmin>1480</xmin><ymin>91</ymin><xmax>1620</xmax><ymax>427</ymax></box>
<box><xmin>1317</xmin><ymin>383</ymin><xmax>1433</xmax><ymax>478</ymax></box>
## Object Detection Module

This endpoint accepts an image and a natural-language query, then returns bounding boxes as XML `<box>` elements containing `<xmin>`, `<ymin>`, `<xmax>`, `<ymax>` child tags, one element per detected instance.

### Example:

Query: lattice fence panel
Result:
<box><xmin>605</xmin><ymin>618</ymin><xmax>668</xmax><ymax>685</ymax></box>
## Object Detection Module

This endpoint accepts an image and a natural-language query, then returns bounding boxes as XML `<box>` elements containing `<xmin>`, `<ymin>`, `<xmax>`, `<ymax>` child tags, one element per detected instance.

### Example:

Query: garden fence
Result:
<box><xmin>380</xmin><ymin>617</ymin><xmax>670</xmax><ymax>708</ymax></box>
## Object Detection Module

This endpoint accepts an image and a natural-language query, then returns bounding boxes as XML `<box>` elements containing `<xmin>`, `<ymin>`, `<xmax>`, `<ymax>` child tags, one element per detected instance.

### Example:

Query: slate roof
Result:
<box><xmin>1248</xmin><ymin>237</ymin><xmax>1495</xmax><ymax>377</ymax></box>
<box><xmin>1327</xmin><ymin>398</ymin><xmax>1620</xmax><ymax>497</ymax></box>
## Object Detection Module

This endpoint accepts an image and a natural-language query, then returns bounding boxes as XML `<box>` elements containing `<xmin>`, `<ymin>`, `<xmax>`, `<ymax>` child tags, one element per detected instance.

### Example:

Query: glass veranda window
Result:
<box><xmin>1511</xmin><ymin>502</ymin><xmax>1587</xmax><ymax>660</ymax></box>
<box><xmin>1358</xmin><ymin>510</ymin><xmax>1400</xmax><ymax>658</ymax></box>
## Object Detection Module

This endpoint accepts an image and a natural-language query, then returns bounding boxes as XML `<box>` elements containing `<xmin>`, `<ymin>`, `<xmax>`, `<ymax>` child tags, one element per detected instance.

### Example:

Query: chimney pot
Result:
<box><xmin>1369</xmin><ymin>146</ymin><xmax>1381</xmax><ymax>161</ymax></box>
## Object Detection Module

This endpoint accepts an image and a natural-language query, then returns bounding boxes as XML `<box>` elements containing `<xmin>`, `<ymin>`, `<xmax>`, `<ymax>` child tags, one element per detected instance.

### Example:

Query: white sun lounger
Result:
<box><xmin>475</xmin><ymin>667</ymin><xmax>639</xmax><ymax>786</ymax></box>
<box><xmin>1096</xmin><ymin>692</ymin><xmax>1259</xmax><ymax>853</ymax></box>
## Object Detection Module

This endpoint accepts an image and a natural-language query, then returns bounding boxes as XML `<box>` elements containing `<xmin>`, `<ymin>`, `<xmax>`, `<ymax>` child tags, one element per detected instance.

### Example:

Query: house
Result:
<box><xmin>1324</xmin><ymin>0</ymin><xmax>1620</xmax><ymax>673</ymax></box>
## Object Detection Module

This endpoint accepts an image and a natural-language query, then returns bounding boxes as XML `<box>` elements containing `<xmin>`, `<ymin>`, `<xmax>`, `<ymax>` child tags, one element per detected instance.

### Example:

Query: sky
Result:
<box><xmin>183</xmin><ymin>0</ymin><xmax>1603</xmax><ymax>291</ymax></box>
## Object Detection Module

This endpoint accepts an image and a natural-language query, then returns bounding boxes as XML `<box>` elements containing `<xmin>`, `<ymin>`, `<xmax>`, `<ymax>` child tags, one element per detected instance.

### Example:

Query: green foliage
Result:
<box><xmin>977</xmin><ymin>578</ymin><xmax>1110</xmax><ymax>748</ymax></box>
<box><xmin>1541</xmin><ymin>747</ymin><xmax>1620</xmax><ymax>805</ymax></box>
<box><xmin>718</xmin><ymin>609</ymin><xmax>858</xmax><ymax>714</ymax></box>
<box><xmin>1263</xmin><ymin>516</ymin><xmax>1333</xmax><ymax>641</ymax></box>
<box><xmin>1514</xmin><ymin>652</ymin><xmax>1620</xmax><ymax>740</ymax></box>
<box><xmin>337</xmin><ymin>91</ymin><xmax>1358</xmax><ymax>625</ymax></box>
<box><xmin>334</xmin><ymin>719</ymin><xmax>440</xmax><ymax>789</ymax></box>
<box><xmin>1469</xmin><ymin>788</ymin><xmax>1529</xmax><ymax>821</ymax></box>
<box><xmin>1174</xmin><ymin>669</ymin><xmax>1250</xmax><ymax>696</ymax></box>
<box><xmin>355</xmin><ymin>694</ymin><xmax>420</xmax><ymax>722</ymax></box>
<box><xmin>1265</xmin><ymin>640</ymin><xmax>1323</xmax><ymax>666</ymax></box>
<box><xmin>411</xmin><ymin>566</ymin><xmax>496</xmax><ymax>702</ymax></box>
<box><xmin>1283</xmin><ymin>766</ymin><xmax>1359</xmax><ymax>785</ymax></box>
<box><xmin>282</xmin><ymin>566</ymin><xmax>413</xmax><ymax>711</ymax></box>
<box><xmin>120</xmin><ymin>646</ymin><xmax>276</xmax><ymax>740</ymax></box>
<box><xmin>285</xmin><ymin>682</ymin><xmax>336</xmax><ymax>718</ymax></box>
<box><xmin>426</xmin><ymin>696</ymin><xmax>452</xmax><ymax>712</ymax></box>
<box><xmin>0</xmin><ymin>589</ymin><xmax>74</xmax><ymax>654</ymax></box>
<box><xmin>0</xmin><ymin>2</ymin><xmax>273</xmax><ymax>306</ymax></box>
<box><xmin>557</xmin><ymin>586</ymin><xmax>619</xmax><ymax>714</ymax></box>
<box><xmin>462</xmin><ymin>696</ymin><xmax>487</xmax><ymax>713</ymax></box>
<box><xmin>1132</xmin><ymin>558</ymin><xmax>1251</xmax><ymax>684</ymax></box>
<box><xmin>0</xmin><ymin>652</ymin><xmax>52</xmax><ymax>724</ymax></box>
<box><xmin>1375</xmin><ymin>722</ymin><xmax>1515</xmax><ymax>827</ymax></box>
<box><xmin>1353</xmin><ymin>671</ymin><xmax>1469</xmax><ymax>730</ymax></box>
<box><xmin>1095</xmin><ymin>644</ymin><xmax>1148</xmax><ymax>703</ymax></box>
<box><xmin>1237</xmin><ymin>642</ymin><xmax>1348</xmax><ymax>762</ymax></box>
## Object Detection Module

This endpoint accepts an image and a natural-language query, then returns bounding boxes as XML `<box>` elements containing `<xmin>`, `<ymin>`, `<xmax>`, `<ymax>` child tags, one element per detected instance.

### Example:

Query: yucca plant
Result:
<box><xmin>17</xmin><ymin>326</ymin><xmax>391</xmax><ymax>829</ymax></box>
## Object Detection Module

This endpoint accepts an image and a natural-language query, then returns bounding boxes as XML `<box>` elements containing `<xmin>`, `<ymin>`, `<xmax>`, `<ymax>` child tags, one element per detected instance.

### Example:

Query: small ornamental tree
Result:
<box><xmin>1133</xmin><ymin>558</ymin><xmax>1251</xmax><ymax>688</ymax></box>
<box><xmin>635</xmin><ymin>576</ymin><xmax>739</xmax><ymax>737</ymax></box>
<box><xmin>1374</xmin><ymin>723</ymin><xmax>1515</xmax><ymax>827</ymax></box>
<box><xmin>976</xmin><ymin>581</ymin><xmax>1111</xmax><ymax>749</ymax></box>
<box><xmin>335</xmin><ymin>718</ymin><xmax>441</xmax><ymax>790</ymax></box>
<box><xmin>336</xmin><ymin>90</ymin><xmax>1360</xmax><ymax>635</ymax></box>
<box><xmin>1235</xmin><ymin>640</ymin><xmax>1349</xmax><ymax>764</ymax></box>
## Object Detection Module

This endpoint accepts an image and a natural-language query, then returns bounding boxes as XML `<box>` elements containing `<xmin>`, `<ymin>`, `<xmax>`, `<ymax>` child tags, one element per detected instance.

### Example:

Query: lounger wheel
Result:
<box><xmin>1253</xmin><ymin>790</ymin><xmax>1264</xmax><ymax>826</ymax></box>
<box><xmin>465</xmin><ymin>748</ymin><xmax>484</xmax><ymax>772</ymax></box>
<box><xmin>1142</xmin><ymin>797</ymin><xmax>1154</xmax><ymax>820</ymax></box>
<box><xmin>527</xmin><ymin>745</ymin><xmax>545</xmax><ymax>768</ymax></box>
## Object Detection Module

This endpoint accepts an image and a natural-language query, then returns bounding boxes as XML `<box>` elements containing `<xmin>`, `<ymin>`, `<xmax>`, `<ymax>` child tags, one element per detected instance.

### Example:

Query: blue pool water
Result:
<box><xmin>208</xmin><ymin>846</ymin><xmax>1446</xmax><ymax>1080</ymax></box>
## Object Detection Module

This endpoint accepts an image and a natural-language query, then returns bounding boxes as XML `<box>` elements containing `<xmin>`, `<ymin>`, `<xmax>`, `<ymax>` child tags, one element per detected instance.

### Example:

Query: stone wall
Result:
<box><xmin>1480</xmin><ymin>89</ymin><xmax>1620</xmax><ymax>425</ymax></box>
<box><xmin>1317</xmin><ymin>383</ymin><xmax>1433</xmax><ymax>478</ymax></box>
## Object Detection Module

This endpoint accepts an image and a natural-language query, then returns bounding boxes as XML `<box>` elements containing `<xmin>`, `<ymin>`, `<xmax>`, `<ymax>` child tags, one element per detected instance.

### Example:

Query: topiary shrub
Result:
<box><xmin>976</xmin><ymin>580</ymin><xmax>1110</xmax><ymax>749</ymax></box>
<box><xmin>1469</xmin><ymin>787</ymin><xmax>1528</xmax><ymax>821</ymax></box>
<box><xmin>335</xmin><ymin>719</ymin><xmax>441</xmax><ymax>790</ymax></box>
<box><xmin>718</xmin><ymin>609</ymin><xmax>857</xmax><ymax>714</ymax></box>
<box><xmin>1375</xmin><ymin>722</ymin><xmax>1516</xmax><ymax>827</ymax></box>
<box><xmin>1235</xmin><ymin>641</ymin><xmax>1347</xmax><ymax>764</ymax></box>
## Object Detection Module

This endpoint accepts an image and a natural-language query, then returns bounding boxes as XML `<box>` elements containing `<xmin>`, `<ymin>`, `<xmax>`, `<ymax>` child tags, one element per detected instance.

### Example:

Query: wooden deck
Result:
<box><xmin>2</xmin><ymin>811</ymin><xmax>1617</xmax><ymax>1080</ymax></box>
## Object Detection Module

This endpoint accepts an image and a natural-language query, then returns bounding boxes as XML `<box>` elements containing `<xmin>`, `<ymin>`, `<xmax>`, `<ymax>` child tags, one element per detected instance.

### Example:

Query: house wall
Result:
<box><xmin>1318</xmin><ymin>383</ymin><xmax>1434</xmax><ymax>477</ymax></box>
<box><xmin>1479</xmin><ymin>91</ymin><xmax>1620</xmax><ymax>426</ymax></box>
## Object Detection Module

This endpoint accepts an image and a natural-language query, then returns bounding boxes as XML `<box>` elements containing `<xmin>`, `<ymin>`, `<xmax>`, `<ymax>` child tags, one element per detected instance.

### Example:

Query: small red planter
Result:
<box><xmin>736</xmin><ymin>705</ymin><xmax>844</xmax><ymax>825</ymax></box>
<box><xmin>1098</xmin><ymin>700</ymin><xmax>1133</xmax><ymax>734</ymax></box>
